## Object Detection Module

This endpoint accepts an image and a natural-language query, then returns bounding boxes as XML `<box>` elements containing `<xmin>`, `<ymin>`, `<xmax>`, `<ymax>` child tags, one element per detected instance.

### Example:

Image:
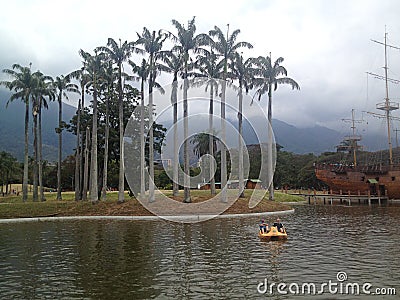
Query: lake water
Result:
<box><xmin>0</xmin><ymin>205</ymin><xmax>399</xmax><ymax>299</ymax></box>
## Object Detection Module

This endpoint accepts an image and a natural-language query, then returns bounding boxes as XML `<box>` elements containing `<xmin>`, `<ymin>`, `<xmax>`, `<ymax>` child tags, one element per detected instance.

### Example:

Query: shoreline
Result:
<box><xmin>0</xmin><ymin>208</ymin><xmax>295</xmax><ymax>223</ymax></box>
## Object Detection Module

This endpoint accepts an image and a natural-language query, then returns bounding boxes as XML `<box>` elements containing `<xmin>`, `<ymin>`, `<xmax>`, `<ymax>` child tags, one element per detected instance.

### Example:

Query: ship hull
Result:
<box><xmin>315</xmin><ymin>166</ymin><xmax>400</xmax><ymax>199</ymax></box>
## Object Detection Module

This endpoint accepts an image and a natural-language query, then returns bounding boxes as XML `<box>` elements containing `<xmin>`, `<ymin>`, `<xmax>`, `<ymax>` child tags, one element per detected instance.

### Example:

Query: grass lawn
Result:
<box><xmin>0</xmin><ymin>189</ymin><xmax>303</xmax><ymax>219</ymax></box>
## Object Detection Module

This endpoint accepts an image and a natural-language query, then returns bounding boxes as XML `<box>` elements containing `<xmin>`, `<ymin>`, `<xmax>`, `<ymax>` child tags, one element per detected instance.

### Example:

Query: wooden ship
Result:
<box><xmin>315</xmin><ymin>32</ymin><xmax>400</xmax><ymax>199</ymax></box>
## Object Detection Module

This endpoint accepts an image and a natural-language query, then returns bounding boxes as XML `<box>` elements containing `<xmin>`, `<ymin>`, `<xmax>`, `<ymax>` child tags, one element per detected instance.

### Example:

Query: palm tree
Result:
<box><xmin>230</xmin><ymin>53</ymin><xmax>255</xmax><ymax>198</ymax></box>
<box><xmin>128</xmin><ymin>58</ymin><xmax>149</xmax><ymax>199</ymax></box>
<box><xmin>252</xmin><ymin>54</ymin><xmax>300</xmax><ymax>200</ymax></box>
<box><xmin>136</xmin><ymin>28</ymin><xmax>167</xmax><ymax>202</ymax></box>
<box><xmin>159</xmin><ymin>50</ymin><xmax>184</xmax><ymax>197</ymax></box>
<box><xmin>1</xmin><ymin>64</ymin><xmax>35</xmax><ymax>202</ymax></box>
<box><xmin>193</xmin><ymin>50</ymin><xmax>224</xmax><ymax>195</ymax></box>
<box><xmin>79</xmin><ymin>49</ymin><xmax>105</xmax><ymax>203</ymax></box>
<box><xmin>97</xmin><ymin>38</ymin><xmax>141</xmax><ymax>203</ymax></box>
<box><xmin>53</xmin><ymin>75</ymin><xmax>79</xmax><ymax>200</ymax></box>
<box><xmin>69</xmin><ymin>67</ymin><xmax>90</xmax><ymax>201</ymax></box>
<box><xmin>32</xmin><ymin>71</ymin><xmax>54</xmax><ymax>202</ymax></box>
<box><xmin>170</xmin><ymin>17</ymin><xmax>212</xmax><ymax>203</ymax></box>
<box><xmin>209</xmin><ymin>24</ymin><xmax>253</xmax><ymax>201</ymax></box>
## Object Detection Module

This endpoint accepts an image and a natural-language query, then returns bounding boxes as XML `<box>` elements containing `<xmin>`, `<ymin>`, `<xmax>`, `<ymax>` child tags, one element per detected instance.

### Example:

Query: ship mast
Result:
<box><xmin>341</xmin><ymin>109</ymin><xmax>363</xmax><ymax>166</ymax></box>
<box><xmin>370</xmin><ymin>31</ymin><xmax>400</xmax><ymax>166</ymax></box>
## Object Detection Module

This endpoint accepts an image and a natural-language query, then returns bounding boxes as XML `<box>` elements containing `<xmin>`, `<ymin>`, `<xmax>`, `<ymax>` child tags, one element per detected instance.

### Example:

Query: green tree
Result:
<box><xmin>253</xmin><ymin>54</ymin><xmax>300</xmax><ymax>200</ymax></box>
<box><xmin>0</xmin><ymin>151</ymin><xmax>19</xmax><ymax>196</ymax></box>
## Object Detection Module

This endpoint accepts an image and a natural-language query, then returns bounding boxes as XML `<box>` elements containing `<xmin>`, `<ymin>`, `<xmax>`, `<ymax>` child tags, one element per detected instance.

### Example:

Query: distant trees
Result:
<box><xmin>0</xmin><ymin>151</ymin><xmax>20</xmax><ymax>196</ymax></box>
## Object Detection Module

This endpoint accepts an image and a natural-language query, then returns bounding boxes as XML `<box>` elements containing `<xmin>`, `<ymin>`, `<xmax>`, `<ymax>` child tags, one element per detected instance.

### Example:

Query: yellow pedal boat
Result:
<box><xmin>258</xmin><ymin>226</ymin><xmax>288</xmax><ymax>241</ymax></box>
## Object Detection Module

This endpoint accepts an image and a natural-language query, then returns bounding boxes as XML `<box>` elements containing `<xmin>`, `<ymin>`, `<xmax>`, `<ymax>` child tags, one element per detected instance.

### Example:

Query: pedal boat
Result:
<box><xmin>258</xmin><ymin>226</ymin><xmax>288</xmax><ymax>241</ymax></box>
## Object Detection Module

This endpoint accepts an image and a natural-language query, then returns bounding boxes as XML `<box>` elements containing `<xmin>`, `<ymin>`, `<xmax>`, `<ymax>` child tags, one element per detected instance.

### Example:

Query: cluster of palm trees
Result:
<box><xmin>1</xmin><ymin>17</ymin><xmax>299</xmax><ymax>203</ymax></box>
<box><xmin>0</xmin><ymin>64</ymin><xmax>76</xmax><ymax>202</ymax></box>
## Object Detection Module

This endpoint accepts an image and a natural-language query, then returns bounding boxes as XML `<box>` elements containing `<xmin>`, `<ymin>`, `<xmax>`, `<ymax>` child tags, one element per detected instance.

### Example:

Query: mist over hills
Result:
<box><xmin>0</xmin><ymin>88</ymin><xmax>390</xmax><ymax>161</ymax></box>
<box><xmin>0</xmin><ymin>90</ymin><xmax>76</xmax><ymax>161</ymax></box>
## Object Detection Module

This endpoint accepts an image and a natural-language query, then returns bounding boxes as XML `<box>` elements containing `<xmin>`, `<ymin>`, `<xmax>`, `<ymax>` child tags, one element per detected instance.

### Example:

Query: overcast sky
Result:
<box><xmin>1</xmin><ymin>0</ymin><xmax>400</xmax><ymax>136</ymax></box>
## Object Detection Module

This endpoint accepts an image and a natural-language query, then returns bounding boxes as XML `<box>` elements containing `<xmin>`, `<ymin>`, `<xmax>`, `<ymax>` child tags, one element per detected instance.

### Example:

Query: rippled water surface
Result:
<box><xmin>0</xmin><ymin>205</ymin><xmax>399</xmax><ymax>299</ymax></box>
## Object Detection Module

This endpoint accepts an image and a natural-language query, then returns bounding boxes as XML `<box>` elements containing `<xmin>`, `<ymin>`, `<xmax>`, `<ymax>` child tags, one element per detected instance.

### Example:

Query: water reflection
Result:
<box><xmin>0</xmin><ymin>205</ymin><xmax>399</xmax><ymax>299</ymax></box>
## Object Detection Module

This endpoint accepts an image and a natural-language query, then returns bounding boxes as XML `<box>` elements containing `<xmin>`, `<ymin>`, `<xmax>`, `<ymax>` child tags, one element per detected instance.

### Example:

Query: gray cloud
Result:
<box><xmin>1</xmin><ymin>0</ymin><xmax>400</xmax><ymax>135</ymax></box>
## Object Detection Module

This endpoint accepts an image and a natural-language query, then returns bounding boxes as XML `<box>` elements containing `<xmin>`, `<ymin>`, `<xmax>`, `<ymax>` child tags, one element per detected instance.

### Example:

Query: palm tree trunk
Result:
<box><xmin>209</xmin><ymin>85</ymin><xmax>216</xmax><ymax>195</ymax></box>
<box><xmin>118</xmin><ymin>65</ymin><xmax>125</xmax><ymax>203</ymax></box>
<box><xmin>172</xmin><ymin>79</ymin><xmax>179</xmax><ymax>197</ymax></box>
<box><xmin>148</xmin><ymin>76</ymin><xmax>155</xmax><ymax>203</ymax></box>
<box><xmin>82</xmin><ymin>126</ymin><xmax>90</xmax><ymax>201</ymax></box>
<box><xmin>238</xmin><ymin>87</ymin><xmax>245</xmax><ymax>198</ymax></box>
<box><xmin>220</xmin><ymin>80</ymin><xmax>227</xmax><ymax>203</ymax></box>
<box><xmin>38</xmin><ymin>103</ymin><xmax>45</xmax><ymax>201</ymax></box>
<box><xmin>23</xmin><ymin>99</ymin><xmax>29</xmax><ymax>202</ymax></box>
<box><xmin>74</xmin><ymin>99</ymin><xmax>81</xmax><ymax>201</ymax></box>
<box><xmin>183</xmin><ymin>77</ymin><xmax>191</xmax><ymax>203</ymax></box>
<box><xmin>267</xmin><ymin>87</ymin><xmax>274</xmax><ymax>200</ymax></box>
<box><xmin>32</xmin><ymin>107</ymin><xmax>38</xmax><ymax>202</ymax></box>
<box><xmin>140</xmin><ymin>80</ymin><xmax>146</xmax><ymax>199</ymax></box>
<box><xmin>89</xmin><ymin>87</ymin><xmax>98</xmax><ymax>203</ymax></box>
<box><xmin>57</xmin><ymin>95</ymin><xmax>62</xmax><ymax>200</ymax></box>
<box><xmin>79</xmin><ymin>90</ymin><xmax>85</xmax><ymax>199</ymax></box>
<box><xmin>101</xmin><ymin>94</ymin><xmax>110</xmax><ymax>201</ymax></box>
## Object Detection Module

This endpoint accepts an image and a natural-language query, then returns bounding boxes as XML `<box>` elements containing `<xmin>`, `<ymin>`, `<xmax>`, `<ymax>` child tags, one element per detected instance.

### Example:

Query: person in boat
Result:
<box><xmin>273</xmin><ymin>218</ymin><xmax>284</xmax><ymax>233</ymax></box>
<box><xmin>259</xmin><ymin>219</ymin><xmax>269</xmax><ymax>233</ymax></box>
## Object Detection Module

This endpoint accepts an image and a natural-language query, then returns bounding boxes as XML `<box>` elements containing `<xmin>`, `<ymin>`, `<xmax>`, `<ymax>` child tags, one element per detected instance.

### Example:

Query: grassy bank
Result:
<box><xmin>0</xmin><ymin>190</ymin><xmax>303</xmax><ymax>219</ymax></box>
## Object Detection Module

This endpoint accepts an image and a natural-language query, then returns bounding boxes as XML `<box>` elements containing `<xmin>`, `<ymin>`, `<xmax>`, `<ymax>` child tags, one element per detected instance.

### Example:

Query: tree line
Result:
<box><xmin>1</xmin><ymin>17</ymin><xmax>299</xmax><ymax>203</ymax></box>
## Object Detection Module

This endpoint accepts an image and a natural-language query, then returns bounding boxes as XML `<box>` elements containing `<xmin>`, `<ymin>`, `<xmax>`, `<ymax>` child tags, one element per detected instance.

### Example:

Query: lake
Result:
<box><xmin>0</xmin><ymin>205</ymin><xmax>399</xmax><ymax>299</ymax></box>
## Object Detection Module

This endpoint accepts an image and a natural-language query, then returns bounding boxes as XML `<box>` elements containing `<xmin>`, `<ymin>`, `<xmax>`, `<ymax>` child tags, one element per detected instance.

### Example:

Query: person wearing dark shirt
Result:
<box><xmin>273</xmin><ymin>218</ymin><xmax>284</xmax><ymax>233</ymax></box>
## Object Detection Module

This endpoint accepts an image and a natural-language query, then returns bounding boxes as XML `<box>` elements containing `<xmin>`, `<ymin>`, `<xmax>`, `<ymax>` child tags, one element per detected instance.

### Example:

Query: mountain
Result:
<box><xmin>0</xmin><ymin>89</ymin><xmax>77</xmax><ymax>161</ymax></box>
<box><xmin>0</xmin><ymin>88</ymin><xmax>391</xmax><ymax>161</ymax></box>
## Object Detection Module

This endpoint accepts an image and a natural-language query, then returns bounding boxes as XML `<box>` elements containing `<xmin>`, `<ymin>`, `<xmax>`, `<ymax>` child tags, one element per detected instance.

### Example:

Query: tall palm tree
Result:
<box><xmin>69</xmin><ymin>67</ymin><xmax>90</xmax><ymax>201</ymax></box>
<box><xmin>193</xmin><ymin>50</ymin><xmax>224</xmax><ymax>195</ymax></box>
<box><xmin>253</xmin><ymin>54</ymin><xmax>300</xmax><ymax>200</ymax></box>
<box><xmin>136</xmin><ymin>28</ymin><xmax>167</xmax><ymax>202</ymax></box>
<box><xmin>159</xmin><ymin>50</ymin><xmax>184</xmax><ymax>197</ymax></box>
<box><xmin>32</xmin><ymin>71</ymin><xmax>54</xmax><ymax>202</ymax></box>
<box><xmin>53</xmin><ymin>75</ymin><xmax>79</xmax><ymax>200</ymax></box>
<box><xmin>1</xmin><ymin>64</ymin><xmax>35</xmax><ymax>202</ymax></box>
<box><xmin>230</xmin><ymin>53</ymin><xmax>255</xmax><ymax>198</ymax></box>
<box><xmin>170</xmin><ymin>17</ymin><xmax>212</xmax><ymax>203</ymax></box>
<box><xmin>128</xmin><ymin>58</ymin><xmax>149</xmax><ymax>199</ymax></box>
<box><xmin>79</xmin><ymin>49</ymin><xmax>105</xmax><ymax>203</ymax></box>
<box><xmin>99</xmin><ymin>61</ymin><xmax>117</xmax><ymax>200</ymax></box>
<box><xmin>97</xmin><ymin>38</ymin><xmax>141</xmax><ymax>203</ymax></box>
<box><xmin>209</xmin><ymin>25</ymin><xmax>253</xmax><ymax>201</ymax></box>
